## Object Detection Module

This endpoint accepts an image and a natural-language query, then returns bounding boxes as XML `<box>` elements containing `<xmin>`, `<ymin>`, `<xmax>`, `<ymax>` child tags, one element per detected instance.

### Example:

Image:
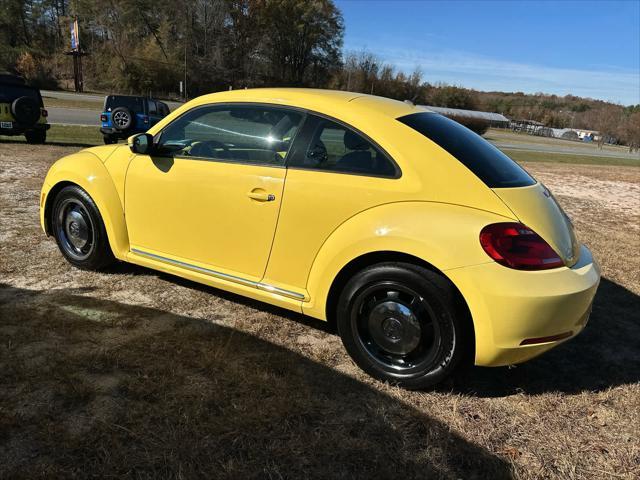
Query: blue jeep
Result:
<box><xmin>100</xmin><ymin>95</ymin><xmax>170</xmax><ymax>144</ymax></box>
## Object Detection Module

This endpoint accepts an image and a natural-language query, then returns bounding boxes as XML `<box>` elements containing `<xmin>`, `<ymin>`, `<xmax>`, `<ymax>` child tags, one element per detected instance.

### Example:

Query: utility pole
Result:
<box><xmin>65</xmin><ymin>15</ymin><xmax>87</xmax><ymax>92</ymax></box>
<box><xmin>184</xmin><ymin>39</ymin><xmax>188</xmax><ymax>101</ymax></box>
<box><xmin>183</xmin><ymin>13</ymin><xmax>188</xmax><ymax>101</ymax></box>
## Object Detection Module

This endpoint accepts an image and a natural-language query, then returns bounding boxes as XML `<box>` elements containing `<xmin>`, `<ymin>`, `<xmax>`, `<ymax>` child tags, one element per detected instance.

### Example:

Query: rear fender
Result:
<box><xmin>303</xmin><ymin>201</ymin><xmax>516</xmax><ymax>321</ymax></box>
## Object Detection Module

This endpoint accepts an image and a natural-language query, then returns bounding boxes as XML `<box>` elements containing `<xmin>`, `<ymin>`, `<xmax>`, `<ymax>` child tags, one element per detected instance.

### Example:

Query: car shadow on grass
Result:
<box><xmin>453</xmin><ymin>277</ymin><xmax>640</xmax><ymax>397</ymax></box>
<box><xmin>0</xmin><ymin>284</ymin><xmax>512</xmax><ymax>479</ymax></box>
<box><xmin>109</xmin><ymin>264</ymin><xmax>640</xmax><ymax>397</ymax></box>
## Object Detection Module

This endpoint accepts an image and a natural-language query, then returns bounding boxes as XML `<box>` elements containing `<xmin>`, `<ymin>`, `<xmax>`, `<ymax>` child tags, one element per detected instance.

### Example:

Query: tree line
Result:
<box><xmin>1</xmin><ymin>0</ymin><xmax>638</xmax><ymax>146</ymax></box>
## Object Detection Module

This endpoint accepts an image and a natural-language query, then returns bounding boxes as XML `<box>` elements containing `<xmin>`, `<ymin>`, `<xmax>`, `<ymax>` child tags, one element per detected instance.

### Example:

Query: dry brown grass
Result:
<box><xmin>1</xmin><ymin>140</ymin><xmax>638</xmax><ymax>479</ymax></box>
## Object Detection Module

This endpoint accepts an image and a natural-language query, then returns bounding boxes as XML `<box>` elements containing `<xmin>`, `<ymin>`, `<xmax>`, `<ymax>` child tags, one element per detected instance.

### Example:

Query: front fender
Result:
<box><xmin>302</xmin><ymin>201</ymin><xmax>516</xmax><ymax>320</ymax></box>
<box><xmin>40</xmin><ymin>151</ymin><xmax>129</xmax><ymax>260</ymax></box>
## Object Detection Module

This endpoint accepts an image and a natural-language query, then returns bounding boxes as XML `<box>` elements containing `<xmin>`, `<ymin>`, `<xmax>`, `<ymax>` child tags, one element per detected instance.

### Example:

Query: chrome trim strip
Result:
<box><xmin>131</xmin><ymin>248</ymin><xmax>305</xmax><ymax>300</ymax></box>
<box><xmin>256</xmin><ymin>283</ymin><xmax>306</xmax><ymax>300</ymax></box>
<box><xmin>131</xmin><ymin>248</ymin><xmax>257</xmax><ymax>288</ymax></box>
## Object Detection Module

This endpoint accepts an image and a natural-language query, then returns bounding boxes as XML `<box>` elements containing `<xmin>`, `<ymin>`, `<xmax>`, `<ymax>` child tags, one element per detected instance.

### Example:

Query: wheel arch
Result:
<box><xmin>324</xmin><ymin>250</ymin><xmax>475</xmax><ymax>362</ymax></box>
<box><xmin>41</xmin><ymin>152</ymin><xmax>130</xmax><ymax>260</ymax></box>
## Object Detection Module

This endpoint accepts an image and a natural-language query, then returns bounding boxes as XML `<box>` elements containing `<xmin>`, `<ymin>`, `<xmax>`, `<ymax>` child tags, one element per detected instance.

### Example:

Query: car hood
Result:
<box><xmin>493</xmin><ymin>182</ymin><xmax>580</xmax><ymax>267</ymax></box>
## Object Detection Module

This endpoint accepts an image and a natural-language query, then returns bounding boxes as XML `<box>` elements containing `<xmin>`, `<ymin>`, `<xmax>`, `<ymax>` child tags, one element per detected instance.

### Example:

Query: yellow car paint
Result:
<box><xmin>40</xmin><ymin>88</ymin><xmax>600</xmax><ymax>367</ymax></box>
<box><xmin>125</xmin><ymin>155</ymin><xmax>286</xmax><ymax>282</ymax></box>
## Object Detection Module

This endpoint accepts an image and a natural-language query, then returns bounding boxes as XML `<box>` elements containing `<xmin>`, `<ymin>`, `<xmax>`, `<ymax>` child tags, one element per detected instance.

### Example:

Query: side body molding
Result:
<box><xmin>302</xmin><ymin>201</ymin><xmax>516</xmax><ymax>320</ymax></box>
<box><xmin>41</xmin><ymin>152</ymin><xmax>130</xmax><ymax>260</ymax></box>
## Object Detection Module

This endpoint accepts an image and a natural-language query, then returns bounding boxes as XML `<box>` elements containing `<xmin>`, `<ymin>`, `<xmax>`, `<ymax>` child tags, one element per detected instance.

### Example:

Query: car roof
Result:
<box><xmin>189</xmin><ymin>88</ymin><xmax>431</xmax><ymax>120</ymax></box>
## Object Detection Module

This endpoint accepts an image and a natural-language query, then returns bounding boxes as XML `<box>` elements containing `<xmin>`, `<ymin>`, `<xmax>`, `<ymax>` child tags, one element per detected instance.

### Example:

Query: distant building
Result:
<box><xmin>509</xmin><ymin>119</ymin><xmax>545</xmax><ymax>135</ymax></box>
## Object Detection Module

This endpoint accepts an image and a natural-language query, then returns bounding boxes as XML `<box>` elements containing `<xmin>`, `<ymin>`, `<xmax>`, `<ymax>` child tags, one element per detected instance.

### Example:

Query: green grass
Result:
<box><xmin>47</xmin><ymin>124</ymin><xmax>103</xmax><ymax>145</ymax></box>
<box><xmin>41</xmin><ymin>96</ymin><xmax>103</xmax><ymax>110</ymax></box>
<box><xmin>502</xmin><ymin>148</ymin><xmax>640</xmax><ymax>167</ymax></box>
<box><xmin>0</xmin><ymin>124</ymin><xmax>103</xmax><ymax>146</ymax></box>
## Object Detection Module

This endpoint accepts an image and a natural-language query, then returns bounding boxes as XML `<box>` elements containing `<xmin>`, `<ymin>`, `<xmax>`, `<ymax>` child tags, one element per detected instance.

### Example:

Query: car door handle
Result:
<box><xmin>247</xmin><ymin>191</ymin><xmax>276</xmax><ymax>202</ymax></box>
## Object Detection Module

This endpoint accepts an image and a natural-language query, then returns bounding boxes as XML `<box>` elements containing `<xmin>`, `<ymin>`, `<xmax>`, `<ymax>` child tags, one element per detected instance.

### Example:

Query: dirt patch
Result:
<box><xmin>1</xmin><ymin>144</ymin><xmax>639</xmax><ymax>479</ymax></box>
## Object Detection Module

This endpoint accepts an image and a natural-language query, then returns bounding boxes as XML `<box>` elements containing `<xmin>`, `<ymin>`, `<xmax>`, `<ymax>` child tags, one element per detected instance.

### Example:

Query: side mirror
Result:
<box><xmin>129</xmin><ymin>133</ymin><xmax>154</xmax><ymax>154</ymax></box>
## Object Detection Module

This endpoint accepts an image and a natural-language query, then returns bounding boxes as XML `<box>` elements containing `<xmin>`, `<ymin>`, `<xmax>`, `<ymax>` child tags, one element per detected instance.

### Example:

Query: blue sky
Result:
<box><xmin>336</xmin><ymin>0</ymin><xmax>640</xmax><ymax>105</ymax></box>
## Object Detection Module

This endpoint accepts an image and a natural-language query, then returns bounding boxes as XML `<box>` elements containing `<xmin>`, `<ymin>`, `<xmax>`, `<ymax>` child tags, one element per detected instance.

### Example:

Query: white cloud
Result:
<box><xmin>348</xmin><ymin>44</ymin><xmax>640</xmax><ymax>105</ymax></box>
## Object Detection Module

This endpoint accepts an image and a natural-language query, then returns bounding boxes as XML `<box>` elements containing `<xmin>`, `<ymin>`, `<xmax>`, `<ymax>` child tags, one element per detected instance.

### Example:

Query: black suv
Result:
<box><xmin>100</xmin><ymin>95</ymin><xmax>170</xmax><ymax>144</ymax></box>
<box><xmin>0</xmin><ymin>74</ymin><xmax>49</xmax><ymax>144</ymax></box>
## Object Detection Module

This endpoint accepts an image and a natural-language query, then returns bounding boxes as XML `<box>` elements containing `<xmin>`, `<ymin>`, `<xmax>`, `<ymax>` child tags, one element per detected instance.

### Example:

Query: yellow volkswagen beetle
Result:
<box><xmin>40</xmin><ymin>89</ymin><xmax>600</xmax><ymax>389</ymax></box>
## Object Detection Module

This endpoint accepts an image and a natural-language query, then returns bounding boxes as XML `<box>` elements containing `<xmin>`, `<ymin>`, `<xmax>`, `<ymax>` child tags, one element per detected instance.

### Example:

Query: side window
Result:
<box><xmin>147</xmin><ymin>100</ymin><xmax>157</xmax><ymax>115</ymax></box>
<box><xmin>156</xmin><ymin>105</ymin><xmax>303</xmax><ymax>166</ymax></box>
<box><xmin>289</xmin><ymin>116</ymin><xmax>397</xmax><ymax>177</ymax></box>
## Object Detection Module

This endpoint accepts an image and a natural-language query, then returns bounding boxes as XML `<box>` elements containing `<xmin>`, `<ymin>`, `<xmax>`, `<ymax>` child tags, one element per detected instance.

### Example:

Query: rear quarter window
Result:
<box><xmin>105</xmin><ymin>96</ymin><xmax>144</xmax><ymax>113</ymax></box>
<box><xmin>398</xmin><ymin>112</ymin><xmax>535</xmax><ymax>188</ymax></box>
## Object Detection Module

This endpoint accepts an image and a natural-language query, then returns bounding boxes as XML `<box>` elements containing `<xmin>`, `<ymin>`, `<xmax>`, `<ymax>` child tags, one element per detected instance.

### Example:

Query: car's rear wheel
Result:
<box><xmin>25</xmin><ymin>130</ymin><xmax>46</xmax><ymax>144</ymax></box>
<box><xmin>51</xmin><ymin>185</ymin><xmax>116</xmax><ymax>270</ymax></box>
<box><xmin>336</xmin><ymin>262</ymin><xmax>466</xmax><ymax>389</ymax></box>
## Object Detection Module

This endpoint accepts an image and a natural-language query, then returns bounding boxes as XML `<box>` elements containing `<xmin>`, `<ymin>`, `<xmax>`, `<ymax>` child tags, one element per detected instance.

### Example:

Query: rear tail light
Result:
<box><xmin>100</xmin><ymin>114</ymin><xmax>108</xmax><ymax>122</ymax></box>
<box><xmin>480</xmin><ymin>222</ymin><xmax>564</xmax><ymax>270</ymax></box>
<box><xmin>41</xmin><ymin>108</ymin><xmax>48</xmax><ymax>117</ymax></box>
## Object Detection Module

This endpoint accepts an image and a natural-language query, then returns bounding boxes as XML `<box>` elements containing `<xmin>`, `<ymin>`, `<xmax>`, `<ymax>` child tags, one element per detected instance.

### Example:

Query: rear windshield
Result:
<box><xmin>105</xmin><ymin>96</ymin><xmax>144</xmax><ymax>113</ymax></box>
<box><xmin>0</xmin><ymin>85</ymin><xmax>42</xmax><ymax>104</ymax></box>
<box><xmin>398</xmin><ymin>112</ymin><xmax>535</xmax><ymax>188</ymax></box>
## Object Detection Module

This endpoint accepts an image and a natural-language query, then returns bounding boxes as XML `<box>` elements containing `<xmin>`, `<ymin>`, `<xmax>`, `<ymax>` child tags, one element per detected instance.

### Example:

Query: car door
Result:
<box><xmin>262</xmin><ymin>113</ymin><xmax>406</xmax><ymax>294</ymax></box>
<box><xmin>124</xmin><ymin>104</ymin><xmax>304</xmax><ymax>283</ymax></box>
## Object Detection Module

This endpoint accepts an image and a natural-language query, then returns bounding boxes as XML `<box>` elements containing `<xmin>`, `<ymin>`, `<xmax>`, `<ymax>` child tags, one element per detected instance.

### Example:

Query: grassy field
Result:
<box><xmin>502</xmin><ymin>148</ymin><xmax>640</xmax><ymax>167</ymax></box>
<box><xmin>41</xmin><ymin>96</ymin><xmax>103</xmax><ymax>110</ymax></box>
<box><xmin>485</xmin><ymin>128</ymin><xmax>634</xmax><ymax>154</ymax></box>
<box><xmin>0</xmin><ymin>125</ymin><xmax>103</xmax><ymax>146</ymax></box>
<box><xmin>0</xmin><ymin>143</ymin><xmax>639</xmax><ymax>479</ymax></box>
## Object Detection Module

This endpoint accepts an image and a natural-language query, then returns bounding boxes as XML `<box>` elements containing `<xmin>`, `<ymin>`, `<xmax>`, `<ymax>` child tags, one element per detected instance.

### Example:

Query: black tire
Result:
<box><xmin>51</xmin><ymin>185</ymin><xmax>116</xmax><ymax>271</ymax></box>
<box><xmin>103</xmin><ymin>135</ymin><xmax>117</xmax><ymax>144</ymax></box>
<box><xmin>25</xmin><ymin>130</ymin><xmax>46</xmax><ymax>144</ymax></box>
<box><xmin>11</xmin><ymin>96</ymin><xmax>40</xmax><ymax>126</ymax></box>
<box><xmin>336</xmin><ymin>262</ymin><xmax>466</xmax><ymax>390</ymax></box>
<box><xmin>110</xmin><ymin>107</ymin><xmax>133</xmax><ymax>131</ymax></box>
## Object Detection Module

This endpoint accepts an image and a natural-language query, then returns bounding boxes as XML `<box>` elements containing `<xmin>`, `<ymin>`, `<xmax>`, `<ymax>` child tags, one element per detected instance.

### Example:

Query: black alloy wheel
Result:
<box><xmin>337</xmin><ymin>262</ymin><xmax>467</xmax><ymax>389</ymax></box>
<box><xmin>51</xmin><ymin>185</ymin><xmax>116</xmax><ymax>270</ymax></box>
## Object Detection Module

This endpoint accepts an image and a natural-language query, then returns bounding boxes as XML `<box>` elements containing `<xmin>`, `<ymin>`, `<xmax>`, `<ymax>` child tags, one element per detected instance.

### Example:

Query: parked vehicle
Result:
<box><xmin>100</xmin><ymin>95</ymin><xmax>170</xmax><ymax>144</ymax></box>
<box><xmin>0</xmin><ymin>74</ymin><xmax>49</xmax><ymax>144</ymax></box>
<box><xmin>40</xmin><ymin>89</ymin><xmax>600</xmax><ymax>389</ymax></box>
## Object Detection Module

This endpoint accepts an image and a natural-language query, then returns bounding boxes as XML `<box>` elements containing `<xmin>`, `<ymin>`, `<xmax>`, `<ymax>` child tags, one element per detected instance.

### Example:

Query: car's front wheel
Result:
<box><xmin>336</xmin><ymin>262</ymin><xmax>467</xmax><ymax>389</ymax></box>
<box><xmin>51</xmin><ymin>185</ymin><xmax>116</xmax><ymax>270</ymax></box>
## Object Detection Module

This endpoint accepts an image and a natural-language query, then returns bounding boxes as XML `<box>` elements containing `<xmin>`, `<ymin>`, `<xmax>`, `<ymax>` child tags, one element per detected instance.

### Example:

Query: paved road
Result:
<box><xmin>47</xmin><ymin>107</ymin><xmax>100</xmax><ymax>126</ymax></box>
<box><xmin>44</xmin><ymin>90</ymin><xmax>185</xmax><ymax>127</ymax></box>
<box><xmin>41</xmin><ymin>90</ymin><xmax>184</xmax><ymax>112</ymax></box>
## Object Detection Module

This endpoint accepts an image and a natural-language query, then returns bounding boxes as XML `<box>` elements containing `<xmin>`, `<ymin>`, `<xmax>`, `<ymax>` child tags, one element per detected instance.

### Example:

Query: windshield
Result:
<box><xmin>105</xmin><ymin>96</ymin><xmax>144</xmax><ymax>113</ymax></box>
<box><xmin>0</xmin><ymin>85</ymin><xmax>42</xmax><ymax>104</ymax></box>
<box><xmin>398</xmin><ymin>112</ymin><xmax>535</xmax><ymax>188</ymax></box>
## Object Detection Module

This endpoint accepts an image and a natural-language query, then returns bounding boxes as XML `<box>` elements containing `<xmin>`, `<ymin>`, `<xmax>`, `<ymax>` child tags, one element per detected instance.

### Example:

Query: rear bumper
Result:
<box><xmin>447</xmin><ymin>244</ymin><xmax>600</xmax><ymax>366</ymax></box>
<box><xmin>100</xmin><ymin>127</ymin><xmax>125</xmax><ymax>137</ymax></box>
<box><xmin>101</xmin><ymin>127</ymin><xmax>144</xmax><ymax>138</ymax></box>
<box><xmin>0</xmin><ymin>122</ymin><xmax>49</xmax><ymax>135</ymax></box>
